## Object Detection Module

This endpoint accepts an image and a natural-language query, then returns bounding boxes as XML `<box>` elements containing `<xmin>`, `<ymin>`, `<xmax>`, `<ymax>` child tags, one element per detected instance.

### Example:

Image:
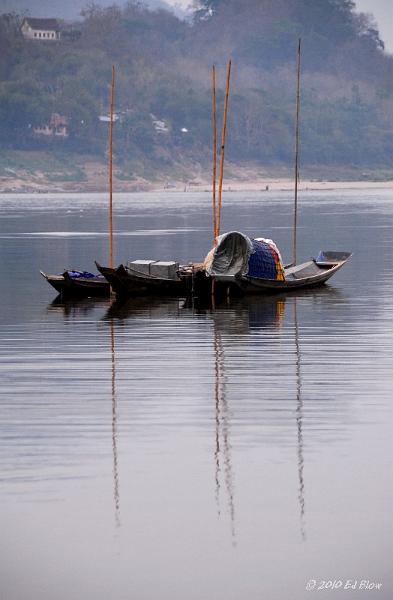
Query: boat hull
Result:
<box><xmin>95</xmin><ymin>262</ymin><xmax>191</xmax><ymax>297</ymax></box>
<box><xmin>95</xmin><ymin>252</ymin><xmax>351</xmax><ymax>299</ymax></box>
<box><xmin>212</xmin><ymin>253</ymin><xmax>352</xmax><ymax>295</ymax></box>
<box><xmin>40</xmin><ymin>271</ymin><xmax>110</xmax><ymax>297</ymax></box>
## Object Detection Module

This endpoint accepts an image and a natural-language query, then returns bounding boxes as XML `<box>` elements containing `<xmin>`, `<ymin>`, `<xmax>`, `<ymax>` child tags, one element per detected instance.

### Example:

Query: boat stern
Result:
<box><xmin>315</xmin><ymin>251</ymin><xmax>352</xmax><ymax>267</ymax></box>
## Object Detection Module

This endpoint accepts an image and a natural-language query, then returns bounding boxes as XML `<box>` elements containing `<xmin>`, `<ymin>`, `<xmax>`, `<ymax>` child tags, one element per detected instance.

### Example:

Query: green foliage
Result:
<box><xmin>238</xmin><ymin>21</ymin><xmax>301</xmax><ymax>67</ymax></box>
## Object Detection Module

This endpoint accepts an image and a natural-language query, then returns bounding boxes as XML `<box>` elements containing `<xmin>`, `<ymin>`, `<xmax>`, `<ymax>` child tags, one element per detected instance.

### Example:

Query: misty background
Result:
<box><xmin>2</xmin><ymin>0</ymin><xmax>392</xmax><ymax>49</ymax></box>
<box><xmin>0</xmin><ymin>0</ymin><xmax>187</xmax><ymax>20</ymax></box>
<box><xmin>1</xmin><ymin>0</ymin><xmax>393</xmax><ymax>185</ymax></box>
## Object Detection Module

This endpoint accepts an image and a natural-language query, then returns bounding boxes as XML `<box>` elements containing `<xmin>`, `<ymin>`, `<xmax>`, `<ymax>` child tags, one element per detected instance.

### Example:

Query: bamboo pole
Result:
<box><xmin>293</xmin><ymin>39</ymin><xmax>301</xmax><ymax>266</ymax></box>
<box><xmin>212</xmin><ymin>65</ymin><xmax>218</xmax><ymax>244</ymax></box>
<box><xmin>108</xmin><ymin>65</ymin><xmax>115</xmax><ymax>269</ymax></box>
<box><xmin>216</xmin><ymin>60</ymin><xmax>232</xmax><ymax>238</ymax></box>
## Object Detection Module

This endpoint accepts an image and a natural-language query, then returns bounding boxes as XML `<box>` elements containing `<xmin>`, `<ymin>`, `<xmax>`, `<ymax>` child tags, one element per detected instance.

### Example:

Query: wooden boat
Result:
<box><xmin>206</xmin><ymin>232</ymin><xmax>351</xmax><ymax>295</ymax></box>
<box><xmin>40</xmin><ymin>270</ymin><xmax>109</xmax><ymax>297</ymax></box>
<box><xmin>95</xmin><ymin>240</ymin><xmax>350</xmax><ymax>299</ymax></box>
<box><xmin>95</xmin><ymin>260</ymin><xmax>209</xmax><ymax>298</ymax></box>
<box><xmin>213</xmin><ymin>252</ymin><xmax>351</xmax><ymax>293</ymax></box>
<box><xmin>242</xmin><ymin>252</ymin><xmax>351</xmax><ymax>293</ymax></box>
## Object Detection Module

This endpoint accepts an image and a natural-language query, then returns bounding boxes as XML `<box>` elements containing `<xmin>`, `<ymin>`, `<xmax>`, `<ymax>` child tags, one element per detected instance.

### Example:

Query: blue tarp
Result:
<box><xmin>246</xmin><ymin>240</ymin><xmax>278</xmax><ymax>279</ymax></box>
<box><xmin>66</xmin><ymin>270</ymin><xmax>97</xmax><ymax>279</ymax></box>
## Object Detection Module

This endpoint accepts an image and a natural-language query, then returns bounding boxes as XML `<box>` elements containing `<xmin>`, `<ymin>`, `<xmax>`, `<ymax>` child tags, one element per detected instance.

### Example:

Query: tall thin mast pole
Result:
<box><xmin>293</xmin><ymin>39</ymin><xmax>301</xmax><ymax>266</ymax></box>
<box><xmin>216</xmin><ymin>60</ymin><xmax>232</xmax><ymax>238</ymax></box>
<box><xmin>212</xmin><ymin>65</ymin><xmax>218</xmax><ymax>244</ymax></box>
<box><xmin>108</xmin><ymin>65</ymin><xmax>115</xmax><ymax>269</ymax></box>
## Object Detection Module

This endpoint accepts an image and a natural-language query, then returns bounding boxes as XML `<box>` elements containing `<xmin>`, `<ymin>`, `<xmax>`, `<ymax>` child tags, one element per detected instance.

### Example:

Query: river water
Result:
<box><xmin>0</xmin><ymin>190</ymin><xmax>392</xmax><ymax>599</ymax></box>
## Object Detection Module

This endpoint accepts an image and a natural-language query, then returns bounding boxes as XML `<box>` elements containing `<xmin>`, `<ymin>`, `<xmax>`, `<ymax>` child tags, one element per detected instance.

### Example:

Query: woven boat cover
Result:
<box><xmin>247</xmin><ymin>239</ymin><xmax>285</xmax><ymax>280</ymax></box>
<box><xmin>206</xmin><ymin>231</ymin><xmax>285</xmax><ymax>281</ymax></box>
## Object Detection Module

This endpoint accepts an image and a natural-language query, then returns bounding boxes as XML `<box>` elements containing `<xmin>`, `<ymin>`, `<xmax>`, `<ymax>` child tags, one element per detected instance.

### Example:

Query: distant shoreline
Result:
<box><xmin>3</xmin><ymin>155</ymin><xmax>393</xmax><ymax>194</ymax></box>
<box><xmin>2</xmin><ymin>177</ymin><xmax>393</xmax><ymax>194</ymax></box>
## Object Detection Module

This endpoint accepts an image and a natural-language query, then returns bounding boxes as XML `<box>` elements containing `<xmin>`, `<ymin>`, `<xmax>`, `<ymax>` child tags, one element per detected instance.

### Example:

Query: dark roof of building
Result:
<box><xmin>23</xmin><ymin>18</ymin><xmax>60</xmax><ymax>31</ymax></box>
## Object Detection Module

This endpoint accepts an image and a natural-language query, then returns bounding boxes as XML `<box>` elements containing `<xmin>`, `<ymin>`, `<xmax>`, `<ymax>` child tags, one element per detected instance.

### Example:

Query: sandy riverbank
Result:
<box><xmin>2</xmin><ymin>159</ymin><xmax>393</xmax><ymax>193</ymax></box>
<box><xmin>3</xmin><ymin>176</ymin><xmax>393</xmax><ymax>194</ymax></box>
<box><xmin>155</xmin><ymin>178</ymin><xmax>393</xmax><ymax>193</ymax></box>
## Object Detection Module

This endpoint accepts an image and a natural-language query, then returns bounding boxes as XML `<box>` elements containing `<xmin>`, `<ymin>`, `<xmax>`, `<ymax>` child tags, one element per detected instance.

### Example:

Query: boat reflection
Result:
<box><xmin>48</xmin><ymin>285</ymin><xmax>345</xmax><ymax>540</ymax></box>
<box><xmin>208</xmin><ymin>295</ymin><xmax>287</xmax><ymax>544</ymax></box>
<box><xmin>47</xmin><ymin>295</ymin><xmax>121</xmax><ymax>527</ymax></box>
<box><xmin>104</xmin><ymin>296</ymin><xmax>185</xmax><ymax>321</ymax></box>
<box><xmin>104</xmin><ymin>288</ymin><xmax>346</xmax><ymax>540</ymax></box>
<box><xmin>207</xmin><ymin>290</ymin><xmax>328</xmax><ymax>543</ymax></box>
<box><xmin>47</xmin><ymin>295</ymin><xmax>110</xmax><ymax>317</ymax></box>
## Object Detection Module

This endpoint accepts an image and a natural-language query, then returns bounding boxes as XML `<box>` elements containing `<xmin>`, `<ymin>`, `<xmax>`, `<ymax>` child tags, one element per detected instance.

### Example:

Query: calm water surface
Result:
<box><xmin>1</xmin><ymin>190</ymin><xmax>393</xmax><ymax>599</ymax></box>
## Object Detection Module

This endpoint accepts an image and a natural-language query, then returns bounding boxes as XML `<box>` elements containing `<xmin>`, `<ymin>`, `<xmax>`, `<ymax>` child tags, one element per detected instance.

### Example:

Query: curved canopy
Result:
<box><xmin>206</xmin><ymin>231</ymin><xmax>253</xmax><ymax>277</ymax></box>
<box><xmin>206</xmin><ymin>231</ymin><xmax>285</xmax><ymax>281</ymax></box>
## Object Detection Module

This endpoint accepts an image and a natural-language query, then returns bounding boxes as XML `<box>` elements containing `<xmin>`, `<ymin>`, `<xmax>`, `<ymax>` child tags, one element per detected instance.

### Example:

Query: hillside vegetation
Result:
<box><xmin>1</xmin><ymin>0</ymin><xmax>393</xmax><ymax>179</ymax></box>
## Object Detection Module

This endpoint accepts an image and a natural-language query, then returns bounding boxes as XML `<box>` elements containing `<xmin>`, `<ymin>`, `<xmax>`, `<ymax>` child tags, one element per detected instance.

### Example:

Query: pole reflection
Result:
<box><xmin>213</xmin><ymin>316</ymin><xmax>236</xmax><ymax>544</ymax></box>
<box><xmin>110</xmin><ymin>318</ymin><xmax>121</xmax><ymax>528</ymax></box>
<box><xmin>46</xmin><ymin>287</ymin><xmax>348</xmax><ymax>544</ymax></box>
<box><xmin>211</xmin><ymin>294</ymin><xmax>309</xmax><ymax>544</ymax></box>
<box><xmin>293</xmin><ymin>298</ymin><xmax>306</xmax><ymax>541</ymax></box>
<box><xmin>210</xmin><ymin>296</ymin><xmax>289</xmax><ymax>546</ymax></box>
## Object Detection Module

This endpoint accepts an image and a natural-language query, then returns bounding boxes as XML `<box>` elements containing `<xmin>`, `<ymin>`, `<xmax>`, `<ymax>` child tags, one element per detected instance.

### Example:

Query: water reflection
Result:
<box><xmin>47</xmin><ymin>295</ymin><xmax>121</xmax><ymax>526</ymax></box>
<box><xmin>47</xmin><ymin>295</ymin><xmax>109</xmax><ymax>317</ymax></box>
<box><xmin>212</xmin><ymin>315</ymin><xmax>236</xmax><ymax>543</ymax></box>
<box><xmin>105</xmin><ymin>296</ymin><xmax>185</xmax><ymax>320</ymax></box>
<box><xmin>45</xmin><ymin>287</ymin><xmax>347</xmax><ymax>544</ymax></box>
<box><xmin>207</xmin><ymin>293</ymin><xmax>312</xmax><ymax>542</ymax></box>
<box><xmin>110</xmin><ymin>318</ymin><xmax>120</xmax><ymax>528</ymax></box>
<box><xmin>294</xmin><ymin>298</ymin><xmax>306</xmax><ymax>541</ymax></box>
<box><xmin>3</xmin><ymin>191</ymin><xmax>393</xmax><ymax>600</ymax></box>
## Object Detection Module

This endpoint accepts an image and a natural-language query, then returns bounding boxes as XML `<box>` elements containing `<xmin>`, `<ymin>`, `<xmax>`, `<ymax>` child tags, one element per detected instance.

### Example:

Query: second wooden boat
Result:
<box><xmin>95</xmin><ymin>259</ymin><xmax>209</xmax><ymax>298</ymax></box>
<box><xmin>205</xmin><ymin>231</ymin><xmax>351</xmax><ymax>294</ymax></box>
<box><xmin>40</xmin><ymin>270</ymin><xmax>109</xmax><ymax>296</ymax></box>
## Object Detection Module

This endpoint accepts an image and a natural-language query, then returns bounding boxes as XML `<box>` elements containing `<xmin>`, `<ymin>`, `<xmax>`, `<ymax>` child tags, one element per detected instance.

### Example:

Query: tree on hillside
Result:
<box><xmin>0</xmin><ymin>13</ymin><xmax>23</xmax><ymax>77</ymax></box>
<box><xmin>188</xmin><ymin>0</ymin><xmax>385</xmax><ymax>74</ymax></box>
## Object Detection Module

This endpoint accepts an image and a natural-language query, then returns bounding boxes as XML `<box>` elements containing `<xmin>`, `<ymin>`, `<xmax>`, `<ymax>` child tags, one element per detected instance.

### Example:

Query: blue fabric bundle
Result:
<box><xmin>246</xmin><ymin>240</ymin><xmax>278</xmax><ymax>280</ymax></box>
<box><xmin>67</xmin><ymin>270</ymin><xmax>96</xmax><ymax>279</ymax></box>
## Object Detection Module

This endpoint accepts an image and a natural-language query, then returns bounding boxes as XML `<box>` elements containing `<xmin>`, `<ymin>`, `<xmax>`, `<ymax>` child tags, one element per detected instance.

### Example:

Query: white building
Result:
<box><xmin>33</xmin><ymin>113</ymin><xmax>68</xmax><ymax>138</ymax></box>
<box><xmin>150</xmin><ymin>114</ymin><xmax>169</xmax><ymax>133</ymax></box>
<box><xmin>21</xmin><ymin>18</ymin><xmax>61</xmax><ymax>41</ymax></box>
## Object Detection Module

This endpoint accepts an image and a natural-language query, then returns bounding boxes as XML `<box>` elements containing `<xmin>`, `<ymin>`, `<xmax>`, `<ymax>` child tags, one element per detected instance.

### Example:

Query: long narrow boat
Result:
<box><xmin>95</xmin><ymin>232</ymin><xmax>351</xmax><ymax>299</ymax></box>
<box><xmin>212</xmin><ymin>252</ymin><xmax>351</xmax><ymax>294</ymax></box>
<box><xmin>40</xmin><ymin>269</ymin><xmax>109</xmax><ymax>296</ymax></box>
<box><xmin>95</xmin><ymin>260</ymin><xmax>209</xmax><ymax>298</ymax></box>
<box><xmin>240</xmin><ymin>253</ymin><xmax>351</xmax><ymax>293</ymax></box>
<box><xmin>206</xmin><ymin>231</ymin><xmax>351</xmax><ymax>294</ymax></box>
<box><xmin>95</xmin><ymin>262</ymin><xmax>186</xmax><ymax>297</ymax></box>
